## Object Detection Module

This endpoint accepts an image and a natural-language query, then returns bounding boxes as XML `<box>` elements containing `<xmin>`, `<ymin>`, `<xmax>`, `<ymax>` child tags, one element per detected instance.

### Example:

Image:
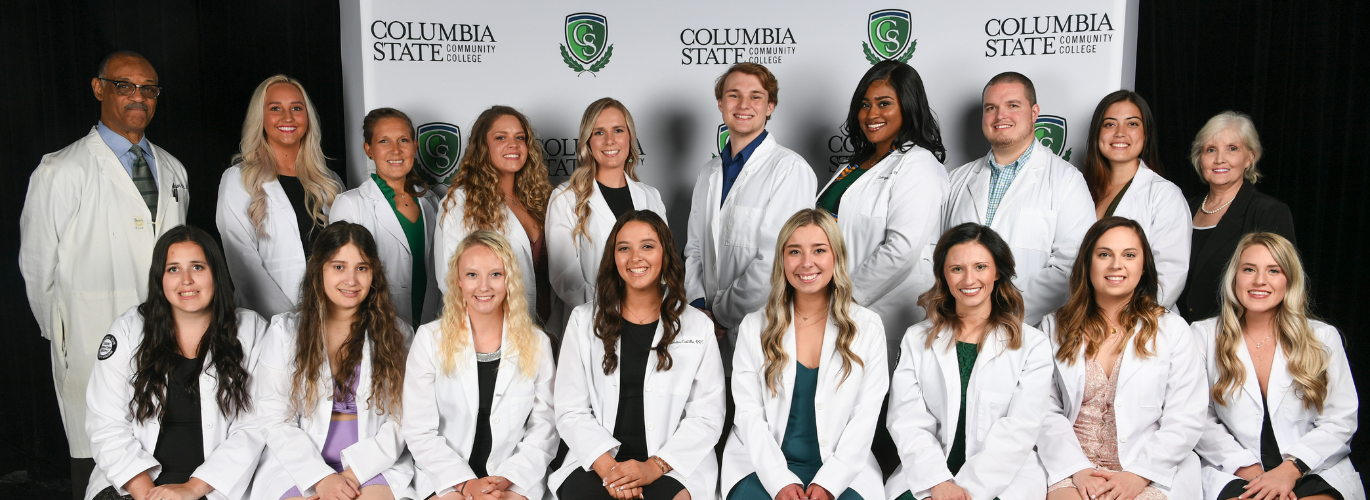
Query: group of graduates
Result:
<box><xmin>18</xmin><ymin>50</ymin><xmax>1360</xmax><ymax>500</ymax></box>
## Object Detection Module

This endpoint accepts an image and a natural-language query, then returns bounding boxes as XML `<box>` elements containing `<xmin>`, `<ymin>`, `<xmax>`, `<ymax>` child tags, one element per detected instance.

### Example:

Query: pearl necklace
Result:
<box><xmin>1200</xmin><ymin>192</ymin><xmax>1236</xmax><ymax>214</ymax></box>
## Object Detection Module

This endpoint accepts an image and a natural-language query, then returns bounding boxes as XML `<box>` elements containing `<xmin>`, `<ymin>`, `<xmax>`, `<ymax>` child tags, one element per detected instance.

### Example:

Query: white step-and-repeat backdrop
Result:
<box><xmin>339</xmin><ymin>0</ymin><xmax>1138</xmax><ymax>236</ymax></box>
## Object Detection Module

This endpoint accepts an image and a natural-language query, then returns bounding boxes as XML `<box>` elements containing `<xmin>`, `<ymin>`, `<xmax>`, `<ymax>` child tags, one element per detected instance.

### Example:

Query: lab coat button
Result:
<box><xmin>204</xmin><ymin>422</ymin><xmax>213</xmax><ymax>429</ymax></box>
<box><xmin>492</xmin><ymin>417</ymin><xmax>501</xmax><ymax>424</ymax></box>
<box><xmin>648</xmin><ymin>424</ymin><xmax>656</xmax><ymax>431</ymax></box>
<box><xmin>645</xmin><ymin>385</ymin><xmax>652</xmax><ymax>392</ymax></box>
<box><xmin>819</xmin><ymin>439</ymin><xmax>828</xmax><ymax>447</ymax></box>
<box><xmin>1119</xmin><ymin>436</ymin><xmax>1127</xmax><ymax>443</ymax></box>
<box><xmin>816</xmin><ymin>402</ymin><xmax>825</xmax><ymax>410</ymax></box>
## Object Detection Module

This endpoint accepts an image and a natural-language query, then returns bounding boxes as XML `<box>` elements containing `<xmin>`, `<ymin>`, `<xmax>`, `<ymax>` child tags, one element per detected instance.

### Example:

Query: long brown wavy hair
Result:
<box><xmin>436</xmin><ymin>231</ymin><xmax>541</xmax><ymax>379</ymax></box>
<box><xmin>441</xmin><ymin>106</ymin><xmax>551</xmax><ymax>232</ymax></box>
<box><xmin>918</xmin><ymin>223</ymin><xmax>1024</xmax><ymax>351</ymax></box>
<box><xmin>1210</xmin><ymin>232</ymin><xmax>1329</xmax><ymax>411</ymax></box>
<box><xmin>761</xmin><ymin>209</ymin><xmax>862</xmax><ymax>396</ymax></box>
<box><xmin>1054</xmin><ymin>217</ymin><xmax>1166</xmax><ymax>364</ymax></box>
<box><xmin>592</xmin><ymin>211</ymin><xmax>685</xmax><ymax>375</ymax></box>
<box><xmin>290</xmin><ymin>222</ymin><xmax>407</xmax><ymax>417</ymax></box>
<box><xmin>556</xmin><ymin>97</ymin><xmax>643</xmax><ymax>246</ymax></box>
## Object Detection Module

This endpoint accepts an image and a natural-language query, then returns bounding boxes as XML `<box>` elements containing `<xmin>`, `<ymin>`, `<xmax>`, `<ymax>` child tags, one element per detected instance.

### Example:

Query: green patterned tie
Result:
<box><xmin>128</xmin><ymin>144</ymin><xmax>158</xmax><ymax>219</ymax></box>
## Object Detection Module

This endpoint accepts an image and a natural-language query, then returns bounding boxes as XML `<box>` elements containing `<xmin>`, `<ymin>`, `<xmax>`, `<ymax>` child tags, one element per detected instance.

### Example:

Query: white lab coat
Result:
<box><xmin>1191</xmin><ymin>318</ymin><xmax>1364</xmax><ymax>500</ymax></box>
<box><xmin>546</xmin><ymin>179</ymin><xmax>667</xmax><ymax>309</ymax></box>
<box><xmin>85</xmin><ymin>308</ymin><xmax>267</xmax><ymax>500</ymax></box>
<box><xmin>216</xmin><ymin>165</ymin><xmax>341</xmax><ymax>319</ymax></box>
<box><xmin>941</xmin><ymin>142</ymin><xmax>1096</xmax><ymax>326</ymax></box>
<box><xmin>820</xmin><ymin>144</ymin><xmax>949</xmax><ymax>362</ymax></box>
<box><xmin>20</xmin><ymin>127</ymin><xmax>189</xmax><ymax>457</ymax></box>
<box><xmin>434</xmin><ymin>187</ymin><xmax>538</xmax><ymax>322</ymax></box>
<box><xmin>249</xmin><ymin>312</ymin><xmax>415</xmax><ymax>500</ymax></box>
<box><xmin>401</xmin><ymin>317</ymin><xmax>558</xmax><ymax>499</ymax></box>
<box><xmin>684</xmin><ymin>133</ymin><xmax>817</xmax><ymax>370</ymax></box>
<box><xmin>721</xmin><ymin>305</ymin><xmax>889</xmax><ymax>500</ymax></box>
<box><xmin>551</xmin><ymin>303</ymin><xmax>726</xmax><ymax>500</ymax></box>
<box><xmin>329</xmin><ymin>181</ymin><xmax>444</xmax><ymax>327</ymax></box>
<box><xmin>885</xmin><ymin>321</ymin><xmax>1053</xmax><ymax>500</ymax></box>
<box><xmin>1108</xmin><ymin>163</ymin><xmax>1192</xmax><ymax>309</ymax></box>
<box><xmin>1036</xmin><ymin>311</ymin><xmax>1207</xmax><ymax>499</ymax></box>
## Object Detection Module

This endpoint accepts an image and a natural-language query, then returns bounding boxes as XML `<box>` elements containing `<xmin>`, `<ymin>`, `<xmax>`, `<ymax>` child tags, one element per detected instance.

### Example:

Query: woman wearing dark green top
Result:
<box><xmin>329</xmin><ymin>108</ymin><xmax>443</xmax><ymax>327</ymax></box>
<box><xmin>885</xmin><ymin>223</ymin><xmax>1055</xmax><ymax>500</ymax></box>
<box><xmin>722</xmin><ymin>209</ymin><xmax>889</xmax><ymax>500</ymax></box>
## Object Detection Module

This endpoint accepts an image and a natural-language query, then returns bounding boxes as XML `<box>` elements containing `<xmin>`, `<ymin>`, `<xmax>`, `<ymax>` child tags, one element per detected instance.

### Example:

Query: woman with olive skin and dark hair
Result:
<box><xmin>553</xmin><ymin>210</ymin><xmax>725</xmax><ymax>500</ymax></box>
<box><xmin>1082</xmin><ymin>90</ymin><xmax>1190</xmax><ymax>310</ymax></box>
<box><xmin>884</xmin><ymin>223</ymin><xmax>1053</xmax><ymax>500</ymax></box>
<box><xmin>251</xmin><ymin>222</ymin><xmax>414</xmax><ymax>500</ymax></box>
<box><xmin>86</xmin><ymin>225</ymin><xmax>268</xmax><ymax>500</ymax></box>
<box><xmin>817</xmin><ymin>60</ymin><xmax>949</xmax><ymax>361</ymax></box>
<box><xmin>1037</xmin><ymin>217</ymin><xmax>1206</xmax><ymax>500</ymax></box>
<box><xmin>331</xmin><ymin>107</ymin><xmax>444</xmax><ymax>328</ymax></box>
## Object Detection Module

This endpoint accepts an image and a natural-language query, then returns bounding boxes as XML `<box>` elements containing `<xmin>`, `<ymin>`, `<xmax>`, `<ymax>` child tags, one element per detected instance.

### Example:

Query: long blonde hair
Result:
<box><xmin>232</xmin><ymin>75</ymin><xmax>340</xmax><ymax>236</ymax></box>
<box><xmin>441</xmin><ymin>106</ymin><xmax>551</xmax><ymax>232</ymax></box>
<box><xmin>760</xmin><ymin>209</ymin><xmax>862</xmax><ymax>396</ymax></box>
<box><xmin>1211</xmin><ymin>232</ymin><xmax>1329</xmax><ymax>411</ymax></box>
<box><xmin>556</xmin><ymin>98</ymin><xmax>642</xmax><ymax>247</ymax></box>
<box><xmin>1054</xmin><ymin>217</ymin><xmax>1166</xmax><ymax>364</ymax></box>
<box><xmin>436</xmin><ymin>231</ymin><xmax>541</xmax><ymax>379</ymax></box>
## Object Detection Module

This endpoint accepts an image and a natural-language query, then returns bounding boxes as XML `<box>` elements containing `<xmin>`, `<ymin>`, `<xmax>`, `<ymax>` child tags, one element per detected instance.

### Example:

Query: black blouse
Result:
<box><xmin>277</xmin><ymin>175</ymin><xmax>317</xmax><ymax>255</ymax></box>
<box><xmin>598</xmin><ymin>181</ymin><xmax>634</xmax><ymax>221</ymax></box>
<box><xmin>1180</xmin><ymin>181</ymin><xmax>1297</xmax><ymax>322</ymax></box>
<box><xmin>152</xmin><ymin>354</ymin><xmax>205</xmax><ymax>486</ymax></box>
<box><xmin>612</xmin><ymin>320</ymin><xmax>658</xmax><ymax>461</ymax></box>
<box><xmin>469</xmin><ymin>358</ymin><xmax>500</xmax><ymax>478</ymax></box>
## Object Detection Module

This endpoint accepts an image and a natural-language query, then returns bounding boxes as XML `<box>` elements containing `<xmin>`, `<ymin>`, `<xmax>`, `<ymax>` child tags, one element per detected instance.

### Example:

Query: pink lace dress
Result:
<box><xmin>1047</xmin><ymin>358</ymin><xmax>1166</xmax><ymax>499</ymax></box>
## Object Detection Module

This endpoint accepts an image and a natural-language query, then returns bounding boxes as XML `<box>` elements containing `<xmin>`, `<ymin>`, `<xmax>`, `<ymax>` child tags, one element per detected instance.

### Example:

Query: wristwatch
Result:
<box><xmin>1288</xmin><ymin>457</ymin><xmax>1311</xmax><ymax>476</ymax></box>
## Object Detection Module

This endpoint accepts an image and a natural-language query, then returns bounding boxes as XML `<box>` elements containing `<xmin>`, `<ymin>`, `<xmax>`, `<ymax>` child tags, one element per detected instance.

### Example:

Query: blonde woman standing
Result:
<box><xmin>722</xmin><ymin>208</ymin><xmax>888</xmax><ymax>500</ymax></box>
<box><xmin>1192</xmin><ymin>233</ymin><xmax>1362</xmax><ymax>500</ymax></box>
<box><xmin>217</xmin><ymin>75</ymin><xmax>342</xmax><ymax>318</ymax></box>
<box><xmin>547</xmin><ymin>98</ymin><xmax>666</xmax><ymax>332</ymax></box>
<box><xmin>402</xmin><ymin>231</ymin><xmax>558</xmax><ymax>500</ymax></box>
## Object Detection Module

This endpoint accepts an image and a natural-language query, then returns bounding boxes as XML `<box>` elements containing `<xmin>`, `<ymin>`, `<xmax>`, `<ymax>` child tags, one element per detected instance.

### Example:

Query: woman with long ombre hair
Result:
<box><xmin>547</xmin><ymin>97</ymin><xmax>667</xmax><ymax>333</ymax></box>
<box><xmin>722</xmin><ymin>208</ymin><xmax>888</xmax><ymax>500</ymax></box>
<box><xmin>553</xmin><ymin>210</ymin><xmax>725</xmax><ymax>500</ymax></box>
<box><xmin>435</xmin><ymin>106</ymin><xmax>554</xmax><ymax>329</ymax></box>
<box><xmin>402</xmin><ymin>231</ymin><xmax>558</xmax><ymax>500</ymax></box>
<box><xmin>1192</xmin><ymin>233</ymin><xmax>1362</xmax><ymax>500</ymax></box>
<box><xmin>884</xmin><ymin>223</ymin><xmax>1053</xmax><ymax>500</ymax></box>
<box><xmin>251</xmin><ymin>222</ymin><xmax>413</xmax><ymax>500</ymax></box>
<box><xmin>86</xmin><ymin>226</ymin><xmax>267</xmax><ymax>500</ymax></box>
<box><xmin>1037</xmin><ymin>217</ymin><xmax>1207</xmax><ymax>500</ymax></box>
<box><xmin>217</xmin><ymin>74</ymin><xmax>343</xmax><ymax>319</ymax></box>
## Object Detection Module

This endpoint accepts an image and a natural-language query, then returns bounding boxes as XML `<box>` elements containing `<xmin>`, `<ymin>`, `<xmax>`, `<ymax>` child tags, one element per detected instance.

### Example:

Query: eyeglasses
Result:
<box><xmin>98</xmin><ymin>78</ymin><xmax>162</xmax><ymax>99</ymax></box>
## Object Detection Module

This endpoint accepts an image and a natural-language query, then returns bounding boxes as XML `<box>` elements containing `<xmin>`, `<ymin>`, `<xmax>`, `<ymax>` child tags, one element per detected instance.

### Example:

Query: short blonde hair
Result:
<box><xmin>1190</xmin><ymin>111</ymin><xmax>1263</xmax><ymax>184</ymax></box>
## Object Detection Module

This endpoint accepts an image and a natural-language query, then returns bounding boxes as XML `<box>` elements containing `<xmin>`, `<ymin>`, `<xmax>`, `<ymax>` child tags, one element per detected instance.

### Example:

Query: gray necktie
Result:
<box><xmin>128</xmin><ymin>144</ymin><xmax>158</xmax><ymax>219</ymax></box>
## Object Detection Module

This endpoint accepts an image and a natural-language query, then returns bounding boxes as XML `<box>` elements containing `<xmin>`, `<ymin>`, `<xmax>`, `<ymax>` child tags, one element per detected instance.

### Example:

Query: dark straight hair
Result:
<box><xmin>1083</xmin><ymin>90</ymin><xmax>1165</xmax><ymax>203</ymax></box>
<box><xmin>844</xmin><ymin>60</ymin><xmax>946</xmax><ymax>167</ymax></box>
<box><xmin>131</xmin><ymin>225</ymin><xmax>251</xmax><ymax>422</ymax></box>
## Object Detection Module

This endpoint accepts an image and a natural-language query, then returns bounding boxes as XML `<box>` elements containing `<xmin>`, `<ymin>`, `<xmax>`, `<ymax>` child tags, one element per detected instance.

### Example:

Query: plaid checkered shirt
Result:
<box><xmin>984</xmin><ymin>143</ymin><xmax>1034</xmax><ymax>226</ymax></box>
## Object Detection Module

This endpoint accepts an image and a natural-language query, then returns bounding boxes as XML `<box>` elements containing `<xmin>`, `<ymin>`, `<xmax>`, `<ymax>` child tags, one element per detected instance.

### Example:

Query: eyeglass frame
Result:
<box><xmin>97</xmin><ymin>77</ymin><xmax>163</xmax><ymax>99</ymax></box>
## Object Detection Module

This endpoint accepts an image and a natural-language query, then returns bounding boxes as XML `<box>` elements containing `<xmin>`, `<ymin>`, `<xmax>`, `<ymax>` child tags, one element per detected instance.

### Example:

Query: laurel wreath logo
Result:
<box><xmin>560</xmin><ymin>44</ymin><xmax>614</xmax><ymax>75</ymax></box>
<box><xmin>862</xmin><ymin>40</ymin><xmax>917</xmax><ymax>65</ymax></box>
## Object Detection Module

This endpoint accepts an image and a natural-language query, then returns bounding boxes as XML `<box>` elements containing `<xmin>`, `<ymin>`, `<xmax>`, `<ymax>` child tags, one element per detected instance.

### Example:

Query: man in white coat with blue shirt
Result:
<box><xmin>685</xmin><ymin>62</ymin><xmax>817</xmax><ymax>372</ymax></box>
<box><xmin>941</xmin><ymin>72</ymin><xmax>1095</xmax><ymax>326</ymax></box>
<box><xmin>19</xmin><ymin>50</ymin><xmax>189</xmax><ymax>499</ymax></box>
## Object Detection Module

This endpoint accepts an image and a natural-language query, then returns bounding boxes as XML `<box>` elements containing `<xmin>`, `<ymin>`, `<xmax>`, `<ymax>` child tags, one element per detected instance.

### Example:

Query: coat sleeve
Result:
<box><xmin>886</xmin><ymin>328</ymin><xmax>955</xmax><ymax>496</ymax></box>
<box><xmin>327</xmin><ymin>191</ymin><xmax>364</xmax><ymax>225</ymax></box>
<box><xmin>497</xmin><ymin>336</ymin><xmax>560</xmax><ymax>500</ymax></box>
<box><xmin>730</xmin><ymin>313</ymin><xmax>804</xmax><ymax>493</ymax></box>
<box><xmin>433</xmin><ymin>198</ymin><xmax>469</xmax><ymax>295</ymax></box>
<box><xmin>193</xmin><ymin>312</ymin><xmax>270</xmax><ymax>500</ymax></box>
<box><xmin>683</xmin><ymin>167</ymin><xmax>712</xmax><ymax>306</ymax></box>
<box><xmin>1149</xmin><ymin>182</ymin><xmax>1193</xmax><ymax>310</ymax></box>
<box><xmin>1123</xmin><ymin>316</ymin><xmax>1207</xmax><ymax>488</ymax></box>
<box><xmin>1189</xmin><ymin>321</ymin><xmax>1262</xmax><ymax>473</ymax></box>
<box><xmin>1034</xmin><ymin>315</ymin><xmax>1096</xmax><ymax>484</ymax></box>
<box><xmin>555</xmin><ymin>308</ymin><xmax>622</xmax><ymax>470</ymax></box>
<box><xmin>253</xmin><ymin>320</ymin><xmax>336</xmax><ymax>497</ymax></box>
<box><xmin>810</xmin><ymin>313</ymin><xmax>889</xmax><ymax>494</ymax></box>
<box><xmin>713</xmin><ymin>159</ymin><xmax>817</xmax><ymax>329</ymax></box>
<box><xmin>957</xmin><ymin>331</ymin><xmax>1054</xmax><ymax>499</ymax></box>
<box><xmin>1023</xmin><ymin>170</ymin><xmax>1095</xmax><ymax>325</ymax></box>
<box><xmin>216</xmin><ymin>170</ymin><xmax>294</xmax><ymax>315</ymax></box>
<box><xmin>849</xmin><ymin>153</ymin><xmax>949</xmax><ymax>307</ymax></box>
<box><xmin>546</xmin><ymin>188</ymin><xmax>592</xmax><ymax>307</ymax></box>
<box><xmin>653</xmin><ymin>318</ymin><xmax>726</xmax><ymax>480</ymax></box>
<box><xmin>19</xmin><ymin>156</ymin><xmax>78</xmax><ymax>340</ymax></box>
<box><xmin>1283</xmin><ymin>325</ymin><xmax>1358</xmax><ymax>472</ymax></box>
<box><xmin>85</xmin><ymin>313</ymin><xmax>160</xmax><ymax>495</ymax></box>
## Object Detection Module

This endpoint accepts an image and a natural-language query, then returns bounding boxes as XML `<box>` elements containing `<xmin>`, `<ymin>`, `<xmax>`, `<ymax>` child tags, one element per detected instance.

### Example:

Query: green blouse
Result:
<box><xmin>816</xmin><ymin>166</ymin><xmax>872</xmax><ymax>217</ymax></box>
<box><xmin>947</xmin><ymin>341</ymin><xmax>979</xmax><ymax>475</ymax></box>
<box><xmin>372</xmin><ymin>174</ymin><xmax>427</xmax><ymax>324</ymax></box>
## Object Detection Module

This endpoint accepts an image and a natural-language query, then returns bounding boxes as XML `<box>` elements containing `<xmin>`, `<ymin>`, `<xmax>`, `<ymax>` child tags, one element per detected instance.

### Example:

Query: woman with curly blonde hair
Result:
<box><xmin>217</xmin><ymin>74</ymin><xmax>343</xmax><ymax>319</ymax></box>
<box><xmin>1192</xmin><ymin>233</ymin><xmax>1361</xmax><ymax>500</ymax></box>
<box><xmin>435</xmin><ymin>106</ymin><xmax>554</xmax><ymax>328</ymax></box>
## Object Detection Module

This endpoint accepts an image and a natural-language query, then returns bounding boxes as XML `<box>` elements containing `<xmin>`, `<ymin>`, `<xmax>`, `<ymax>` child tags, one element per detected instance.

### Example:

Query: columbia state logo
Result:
<box><xmin>863</xmin><ymin>9</ymin><xmax>917</xmax><ymax>64</ymax></box>
<box><xmin>560</xmin><ymin>13</ymin><xmax>614</xmax><ymax>75</ymax></box>
<box><xmin>416</xmin><ymin>122</ymin><xmax>462</xmax><ymax>184</ymax></box>
<box><xmin>716</xmin><ymin>124</ymin><xmax>730</xmax><ymax>157</ymax></box>
<box><xmin>1034</xmin><ymin>115</ymin><xmax>1072</xmax><ymax>161</ymax></box>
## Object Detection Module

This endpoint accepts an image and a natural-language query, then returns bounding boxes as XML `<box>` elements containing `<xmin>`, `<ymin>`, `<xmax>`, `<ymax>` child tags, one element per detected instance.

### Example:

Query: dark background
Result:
<box><xmin>3</xmin><ymin>0</ymin><xmax>1366</xmax><ymax>496</ymax></box>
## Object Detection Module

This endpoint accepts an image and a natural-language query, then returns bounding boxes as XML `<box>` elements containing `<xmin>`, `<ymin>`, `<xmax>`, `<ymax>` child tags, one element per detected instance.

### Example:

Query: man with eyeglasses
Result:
<box><xmin>19</xmin><ymin>49</ymin><xmax>189</xmax><ymax>499</ymax></box>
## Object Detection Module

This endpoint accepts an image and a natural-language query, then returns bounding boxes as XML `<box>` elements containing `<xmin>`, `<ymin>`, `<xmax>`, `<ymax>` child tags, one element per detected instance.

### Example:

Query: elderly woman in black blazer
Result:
<box><xmin>1179</xmin><ymin>111</ymin><xmax>1296</xmax><ymax>322</ymax></box>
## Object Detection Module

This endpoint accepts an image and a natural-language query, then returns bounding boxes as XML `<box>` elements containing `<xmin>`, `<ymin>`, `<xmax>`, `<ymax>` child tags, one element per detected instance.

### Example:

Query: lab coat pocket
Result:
<box><xmin>1007</xmin><ymin>208</ymin><xmax>1058</xmax><ymax>253</ymax></box>
<box><xmin>975</xmin><ymin>390</ymin><xmax>1013</xmax><ymax>441</ymax></box>
<box><xmin>501</xmin><ymin>395</ymin><xmax>536</xmax><ymax>430</ymax></box>
<box><xmin>723</xmin><ymin>206</ymin><xmax>763</xmax><ymax>249</ymax></box>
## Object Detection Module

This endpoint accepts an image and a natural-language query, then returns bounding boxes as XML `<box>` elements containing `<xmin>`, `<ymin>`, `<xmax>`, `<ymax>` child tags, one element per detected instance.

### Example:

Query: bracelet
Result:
<box><xmin>650</xmin><ymin>455</ymin><xmax>672</xmax><ymax>475</ymax></box>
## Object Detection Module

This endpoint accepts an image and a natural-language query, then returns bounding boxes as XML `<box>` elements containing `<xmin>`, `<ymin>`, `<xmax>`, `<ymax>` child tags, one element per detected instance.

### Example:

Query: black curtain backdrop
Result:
<box><xmin>3</xmin><ymin>0</ymin><xmax>1366</xmax><ymax>494</ymax></box>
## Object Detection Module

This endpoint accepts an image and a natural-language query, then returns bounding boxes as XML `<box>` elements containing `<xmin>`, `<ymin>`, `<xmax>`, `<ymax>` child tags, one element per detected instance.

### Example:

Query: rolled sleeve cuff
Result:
<box><xmin>579</xmin><ymin>439</ymin><xmax>621</xmax><ymax>472</ymax></box>
<box><xmin>1125</xmin><ymin>463</ymin><xmax>1176</xmax><ymax>489</ymax></box>
<box><xmin>1220</xmin><ymin>450</ymin><xmax>1263</xmax><ymax>473</ymax></box>
<box><xmin>1048</xmin><ymin>459</ymin><xmax>1099</xmax><ymax>485</ymax></box>
<box><xmin>1284</xmin><ymin>445</ymin><xmax>1326</xmax><ymax>471</ymax></box>
<box><xmin>110</xmin><ymin>460</ymin><xmax>160</xmax><ymax>496</ymax></box>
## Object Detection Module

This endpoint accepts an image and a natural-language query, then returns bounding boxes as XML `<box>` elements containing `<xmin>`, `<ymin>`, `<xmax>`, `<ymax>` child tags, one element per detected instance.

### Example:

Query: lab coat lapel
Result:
<box><xmin>605</xmin><ymin>334</ymin><xmax>622</xmax><ymax>434</ymax></box>
<box><xmin>590</xmin><ymin>180</ymin><xmax>618</xmax><ymax>228</ymax></box>
<box><xmin>365</xmin><ymin>182</ymin><xmax>411</xmax><ymax>254</ymax></box>
<box><xmin>996</xmin><ymin>143</ymin><xmax>1045</xmax><ymax>219</ymax></box>
<box><xmin>1118</xmin><ymin>324</ymin><xmax>1145</xmax><ymax>388</ymax></box>
<box><xmin>1266</xmin><ymin>344</ymin><xmax>1293</xmax><ymax>415</ymax></box>
<box><xmin>1236</xmin><ymin>336</ymin><xmax>1266</xmax><ymax>410</ymax></box>
<box><xmin>86</xmin><ymin>129</ymin><xmax>147</xmax><ymax>208</ymax></box>
<box><xmin>357</xmin><ymin>338</ymin><xmax>374</xmax><ymax>436</ymax></box>
<box><xmin>198</xmin><ymin>352</ymin><xmax>217</xmax><ymax>457</ymax></box>
<box><xmin>772</xmin><ymin>318</ymin><xmax>798</xmax><ymax>437</ymax></box>
<box><xmin>460</xmin><ymin>316</ymin><xmax>481</xmax><ymax>421</ymax></box>
<box><xmin>966</xmin><ymin>163</ymin><xmax>991</xmax><ymax>225</ymax></box>
<box><xmin>933</xmin><ymin>331</ymin><xmax>961</xmax><ymax>445</ymax></box>
<box><xmin>490</xmin><ymin>319</ymin><xmax>517</xmax><ymax>410</ymax></box>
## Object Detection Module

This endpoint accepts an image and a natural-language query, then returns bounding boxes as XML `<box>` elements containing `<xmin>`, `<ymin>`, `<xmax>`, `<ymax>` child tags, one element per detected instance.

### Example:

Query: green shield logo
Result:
<box><xmin>565</xmin><ymin>13</ymin><xmax>608</xmax><ymax>65</ymax></box>
<box><xmin>1034</xmin><ymin>115</ymin><xmax>1068</xmax><ymax>156</ymax></box>
<box><xmin>717</xmin><ymin>124</ymin><xmax>730</xmax><ymax>156</ymax></box>
<box><xmin>416</xmin><ymin>122</ymin><xmax>461</xmax><ymax>184</ymax></box>
<box><xmin>868</xmin><ymin>10</ymin><xmax>912</xmax><ymax>60</ymax></box>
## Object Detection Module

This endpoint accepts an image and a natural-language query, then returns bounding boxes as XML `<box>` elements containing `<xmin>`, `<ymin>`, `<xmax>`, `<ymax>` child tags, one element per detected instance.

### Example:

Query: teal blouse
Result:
<box><xmin>372</xmin><ymin>174</ymin><xmax>427</xmax><ymax>324</ymax></box>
